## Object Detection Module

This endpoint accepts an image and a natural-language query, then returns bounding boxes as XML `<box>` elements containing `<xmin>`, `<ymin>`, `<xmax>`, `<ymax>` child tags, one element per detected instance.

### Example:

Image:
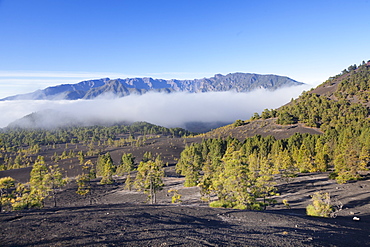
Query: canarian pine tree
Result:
<box><xmin>29</xmin><ymin>156</ymin><xmax>49</xmax><ymax>208</ymax></box>
<box><xmin>100</xmin><ymin>153</ymin><xmax>115</xmax><ymax>185</ymax></box>
<box><xmin>44</xmin><ymin>165</ymin><xmax>67</xmax><ymax>207</ymax></box>
<box><xmin>116</xmin><ymin>153</ymin><xmax>135</xmax><ymax>176</ymax></box>
<box><xmin>134</xmin><ymin>155</ymin><xmax>164</xmax><ymax>204</ymax></box>
<box><xmin>76</xmin><ymin>160</ymin><xmax>96</xmax><ymax>204</ymax></box>
<box><xmin>175</xmin><ymin>144</ymin><xmax>203</xmax><ymax>187</ymax></box>
<box><xmin>0</xmin><ymin>176</ymin><xmax>16</xmax><ymax>212</ymax></box>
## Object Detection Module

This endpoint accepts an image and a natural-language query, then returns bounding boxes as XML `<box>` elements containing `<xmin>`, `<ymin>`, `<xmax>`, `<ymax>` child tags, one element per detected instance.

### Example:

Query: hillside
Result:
<box><xmin>198</xmin><ymin>118</ymin><xmax>322</xmax><ymax>140</ymax></box>
<box><xmin>310</xmin><ymin>61</ymin><xmax>370</xmax><ymax>99</ymax></box>
<box><xmin>190</xmin><ymin>61</ymin><xmax>370</xmax><ymax>185</ymax></box>
<box><xmin>276</xmin><ymin>62</ymin><xmax>370</xmax><ymax>129</ymax></box>
<box><xmin>201</xmin><ymin>61</ymin><xmax>370</xmax><ymax>139</ymax></box>
<box><xmin>1</xmin><ymin>73</ymin><xmax>303</xmax><ymax>100</ymax></box>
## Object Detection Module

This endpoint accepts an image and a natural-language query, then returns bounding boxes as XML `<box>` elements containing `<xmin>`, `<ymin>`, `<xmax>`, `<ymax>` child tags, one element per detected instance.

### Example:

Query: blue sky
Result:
<box><xmin>0</xmin><ymin>0</ymin><xmax>369</xmax><ymax>98</ymax></box>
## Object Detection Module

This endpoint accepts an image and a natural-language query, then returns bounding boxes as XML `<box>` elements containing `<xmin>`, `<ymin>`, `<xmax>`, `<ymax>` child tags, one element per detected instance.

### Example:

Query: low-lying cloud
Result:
<box><xmin>0</xmin><ymin>85</ymin><xmax>310</xmax><ymax>129</ymax></box>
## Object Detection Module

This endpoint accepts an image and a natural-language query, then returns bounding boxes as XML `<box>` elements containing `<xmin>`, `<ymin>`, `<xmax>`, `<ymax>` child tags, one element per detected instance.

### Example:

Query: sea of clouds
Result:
<box><xmin>0</xmin><ymin>85</ymin><xmax>310</xmax><ymax>129</ymax></box>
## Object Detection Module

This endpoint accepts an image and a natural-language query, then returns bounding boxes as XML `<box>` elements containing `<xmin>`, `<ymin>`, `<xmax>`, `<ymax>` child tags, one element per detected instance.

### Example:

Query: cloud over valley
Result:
<box><xmin>0</xmin><ymin>85</ymin><xmax>309</xmax><ymax>130</ymax></box>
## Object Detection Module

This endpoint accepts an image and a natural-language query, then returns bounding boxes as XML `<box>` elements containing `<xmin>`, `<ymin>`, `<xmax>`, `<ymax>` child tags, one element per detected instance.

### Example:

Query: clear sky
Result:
<box><xmin>0</xmin><ymin>0</ymin><xmax>369</xmax><ymax>98</ymax></box>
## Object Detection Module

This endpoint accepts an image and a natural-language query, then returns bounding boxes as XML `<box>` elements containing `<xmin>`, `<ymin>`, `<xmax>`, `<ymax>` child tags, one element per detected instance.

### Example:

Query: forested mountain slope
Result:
<box><xmin>269</xmin><ymin>61</ymin><xmax>370</xmax><ymax>182</ymax></box>
<box><xmin>276</xmin><ymin>61</ymin><xmax>370</xmax><ymax>129</ymax></box>
<box><xmin>185</xmin><ymin>60</ymin><xmax>370</xmax><ymax>196</ymax></box>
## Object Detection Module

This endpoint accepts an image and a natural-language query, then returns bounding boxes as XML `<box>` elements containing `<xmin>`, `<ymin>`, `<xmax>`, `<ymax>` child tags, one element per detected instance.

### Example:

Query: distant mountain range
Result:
<box><xmin>1</xmin><ymin>73</ymin><xmax>303</xmax><ymax>100</ymax></box>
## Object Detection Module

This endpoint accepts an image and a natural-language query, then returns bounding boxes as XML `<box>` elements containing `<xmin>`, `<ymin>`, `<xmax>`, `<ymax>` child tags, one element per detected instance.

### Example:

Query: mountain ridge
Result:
<box><xmin>1</xmin><ymin>73</ymin><xmax>303</xmax><ymax>100</ymax></box>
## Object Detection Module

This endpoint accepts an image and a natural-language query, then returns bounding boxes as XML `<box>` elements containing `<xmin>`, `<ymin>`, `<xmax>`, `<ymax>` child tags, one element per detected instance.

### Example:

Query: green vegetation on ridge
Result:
<box><xmin>0</xmin><ymin>122</ymin><xmax>193</xmax><ymax>171</ymax></box>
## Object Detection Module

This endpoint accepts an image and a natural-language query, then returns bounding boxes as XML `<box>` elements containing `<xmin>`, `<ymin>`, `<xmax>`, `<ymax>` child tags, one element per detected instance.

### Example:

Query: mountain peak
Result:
<box><xmin>1</xmin><ymin>73</ymin><xmax>303</xmax><ymax>101</ymax></box>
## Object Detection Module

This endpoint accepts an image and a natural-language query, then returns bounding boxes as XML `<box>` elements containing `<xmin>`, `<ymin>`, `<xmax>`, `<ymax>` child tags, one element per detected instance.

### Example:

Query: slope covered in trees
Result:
<box><xmin>174</xmin><ymin>61</ymin><xmax>370</xmax><ymax>210</ymax></box>
<box><xmin>271</xmin><ymin>62</ymin><xmax>370</xmax><ymax>183</ymax></box>
<box><xmin>0</xmin><ymin>122</ymin><xmax>193</xmax><ymax>171</ymax></box>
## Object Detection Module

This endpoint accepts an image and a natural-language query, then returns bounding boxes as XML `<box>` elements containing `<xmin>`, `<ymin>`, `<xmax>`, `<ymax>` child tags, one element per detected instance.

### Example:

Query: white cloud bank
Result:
<box><xmin>0</xmin><ymin>85</ymin><xmax>310</xmax><ymax>129</ymax></box>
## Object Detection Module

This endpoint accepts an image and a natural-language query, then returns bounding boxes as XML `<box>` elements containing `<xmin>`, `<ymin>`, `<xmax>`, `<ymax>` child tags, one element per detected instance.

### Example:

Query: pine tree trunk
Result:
<box><xmin>0</xmin><ymin>190</ymin><xmax>3</xmax><ymax>212</ymax></box>
<box><xmin>89</xmin><ymin>181</ymin><xmax>93</xmax><ymax>205</ymax></box>
<box><xmin>150</xmin><ymin>181</ymin><xmax>154</xmax><ymax>204</ymax></box>
<box><xmin>53</xmin><ymin>190</ymin><xmax>57</xmax><ymax>207</ymax></box>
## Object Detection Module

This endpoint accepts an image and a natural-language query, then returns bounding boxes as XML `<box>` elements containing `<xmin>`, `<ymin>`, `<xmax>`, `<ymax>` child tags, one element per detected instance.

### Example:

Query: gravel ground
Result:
<box><xmin>1</xmin><ymin>204</ymin><xmax>369</xmax><ymax>247</ymax></box>
<box><xmin>1</xmin><ymin>173</ymin><xmax>370</xmax><ymax>247</ymax></box>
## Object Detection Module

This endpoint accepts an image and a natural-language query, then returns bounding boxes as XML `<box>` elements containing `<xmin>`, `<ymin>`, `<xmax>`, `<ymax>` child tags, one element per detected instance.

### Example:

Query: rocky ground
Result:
<box><xmin>1</xmin><ymin>171</ymin><xmax>370</xmax><ymax>247</ymax></box>
<box><xmin>1</xmin><ymin>134</ymin><xmax>370</xmax><ymax>246</ymax></box>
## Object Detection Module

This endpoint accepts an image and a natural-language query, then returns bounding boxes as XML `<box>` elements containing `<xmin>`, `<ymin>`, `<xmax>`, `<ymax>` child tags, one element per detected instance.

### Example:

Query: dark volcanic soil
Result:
<box><xmin>1</xmin><ymin>135</ymin><xmax>370</xmax><ymax>246</ymax></box>
<box><xmin>1</xmin><ymin>173</ymin><xmax>370</xmax><ymax>247</ymax></box>
<box><xmin>2</xmin><ymin>204</ymin><xmax>369</xmax><ymax>247</ymax></box>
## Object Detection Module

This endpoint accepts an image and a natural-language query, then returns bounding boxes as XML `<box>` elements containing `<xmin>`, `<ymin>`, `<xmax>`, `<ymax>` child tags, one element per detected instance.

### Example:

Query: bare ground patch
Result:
<box><xmin>1</xmin><ymin>172</ymin><xmax>370</xmax><ymax>246</ymax></box>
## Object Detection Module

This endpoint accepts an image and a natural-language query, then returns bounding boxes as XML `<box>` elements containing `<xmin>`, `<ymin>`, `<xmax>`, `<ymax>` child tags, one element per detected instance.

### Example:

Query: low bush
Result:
<box><xmin>209</xmin><ymin>200</ymin><xmax>235</xmax><ymax>208</ymax></box>
<box><xmin>306</xmin><ymin>192</ymin><xmax>333</xmax><ymax>218</ymax></box>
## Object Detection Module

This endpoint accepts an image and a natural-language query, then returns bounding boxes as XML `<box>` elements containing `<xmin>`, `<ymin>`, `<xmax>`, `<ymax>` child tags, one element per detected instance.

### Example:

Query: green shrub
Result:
<box><xmin>328</xmin><ymin>172</ymin><xmax>337</xmax><ymax>180</ymax></box>
<box><xmin>12</xmin><ymin>193</ymin><xmax>43</xmax><ymax>211</ymax></box>
<box><xmin>233</xmin><ymin>203</ymin><xmax>247</xmax><ymax>210</ymax></box>
<box><xmin>250</xmin><ymin>202</ymin><xmax>266</xmax><ymax>211</ymax></box>
<box><xmin>282</xmin><ymin>199</ymin><xmax>291</xmax><ymax>209</ymax></box>
<box><xmin>12</xmin><ymin>200</ymin><xmax>29</xmax><ymax>211</ymax></box>
<box><xmin>168</xmin><ymin>189</ymin><xmax>182</xmax><ymax>203</ymax></box>
<box><xmin>209</xmin><ymin>200</ymin><xmax>235</xmax><ymax>208</ymax></box>
<box><xmin>233</xmin><ymin>119</ymin><xmax>245</xmax><ymax>127</ymax></box>
<box><xmin>306</xmin><ymin>192</ymin><xmax>333</xmax><ymax>218</ymax></box>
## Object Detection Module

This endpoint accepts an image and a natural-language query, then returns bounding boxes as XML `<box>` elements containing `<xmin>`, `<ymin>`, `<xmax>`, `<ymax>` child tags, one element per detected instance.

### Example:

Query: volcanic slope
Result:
<box><xmin>198</xmin><ymin>118</ymin><xmax>323</xmax><ymax>140</ymax></box>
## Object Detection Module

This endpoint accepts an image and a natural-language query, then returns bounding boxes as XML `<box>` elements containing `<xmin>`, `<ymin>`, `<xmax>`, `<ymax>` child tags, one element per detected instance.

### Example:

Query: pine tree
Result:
<box><xmin>314</xmin><ymin>141</ymin><xmax>330</xmax><ymax>172</ymax></box>
<box><xmin>100</xmin><ymin>153</ymin><xmax>115</xmax><ymax>185</ymax></box>
<box><xmin>211</xmin><ymin>151</ymin><xmax>252</xmax><ymax>209</ymax></box>
<box><xmin>124</xmin><ymin>171</ymin><xmax>133</xmax><ymax>191</ymax></box>
<box><xmin>142</xmin><ymin>151</ymin><xmax>153</xmax><ymax>162</ymax></box>
<box><xmin>0</xmin><ymin>177</ymin><xmax>16</xmax><ymax>212</ymax></box>
<box><xmin>276</xmin><ymin>149</ymin><xmax>296</xmax><ymax>182</ymax></box>
<box><xmin>13</xmin><ymin>154</ymin><xmax>22</xmax><ymax>169</ymax></box>
<box><xmin>44</xmin><ymin>165</ymin><xmax>67</xmax><ymax>207</ymax></box>
<box><xmin>29</xmin><ymin>156</ymin><xmax>49</xmax><ymax>208</ymax></box>
<box><xmin>134</xmin><ymin>155</ymin><xmax>164</xmax><ymax>204</ymax></box>
<box><xmin>334</xmin><ymin>148</ymin><xmax>364</xmax><ymax>183</ymax></box>
<box><xmin>116</xmin><ymin>153</ymin><xmax>135</xmax><ymax>176</ymax></box>
<box><xmin>76</xmin><ymin>160</ymin><xmax>95</xmax><ymax>204</ymax></box>
<box><xmin>359</xmin><ymin>146</ymin><xmax>370</xmax><ymax>170</ymax></box>
<box><xmin>78</xmin><ymin>150</ymin><xmax>84</xmax><ymax>165</ymax></box>
<box><xmin>175</xmin><ymin>144</ymin><xmax>203</xmax><ymax>187</ymax></box>
<box><xmin>198</xmin><ymin>156</ymin><xmax>219</xmax><ymax>201</ymax></box>
<box><xmin>250</xmin><ymin>157</ymin><xmax>277</xmax><ymax>210</ymax></box>
<box><xmin>96</xmin><ymin>154</ymin><xmax>106</xmax><ymax>177</ymax></box>
<box><xmin>296</xmin><ymin>144</ymin><xmax>313</xmax><ymax>173</ymax></box>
